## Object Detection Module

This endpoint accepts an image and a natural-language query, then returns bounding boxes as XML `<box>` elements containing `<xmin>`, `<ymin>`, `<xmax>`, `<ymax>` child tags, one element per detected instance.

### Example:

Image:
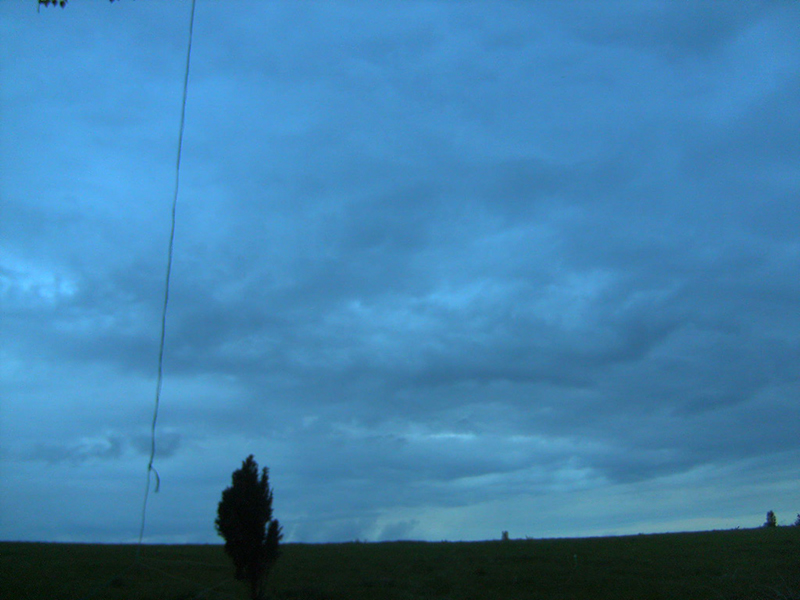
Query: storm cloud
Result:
<box><xmin>1</xmin><ymin>0</ymin><xmax>799</xmax><ymax>543</ymax></box>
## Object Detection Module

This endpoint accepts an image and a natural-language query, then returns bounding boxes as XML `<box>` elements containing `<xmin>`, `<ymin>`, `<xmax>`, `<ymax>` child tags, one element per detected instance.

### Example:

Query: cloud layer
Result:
<box><xmin>2</xmin><ymin>0</ymin><xmax>799</xmax><ymax>543</ymax></box>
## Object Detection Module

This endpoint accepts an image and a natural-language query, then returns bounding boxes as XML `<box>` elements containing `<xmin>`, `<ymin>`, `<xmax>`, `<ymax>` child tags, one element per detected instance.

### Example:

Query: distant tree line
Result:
<box><xmin>763</xmin><ymin>510</ymin><xmax>800</xmax><ymax>527</ymax></box>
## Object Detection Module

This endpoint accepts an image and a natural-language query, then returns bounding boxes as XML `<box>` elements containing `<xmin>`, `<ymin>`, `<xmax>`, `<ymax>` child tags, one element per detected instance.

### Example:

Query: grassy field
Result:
<box><xmin>1</xmin><ymin>527</ymin><xmax>798</xmax><ymax>600</ymax></box>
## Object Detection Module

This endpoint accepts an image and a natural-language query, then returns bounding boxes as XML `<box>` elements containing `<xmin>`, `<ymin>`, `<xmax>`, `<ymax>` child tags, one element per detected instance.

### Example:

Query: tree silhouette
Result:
<box><xmin>764</xmin><ymin>510</ymin><xmax>777</xmax><ymax>527</ymax></box>
<box><xmin>216</xmin><ymin>455</ymin><xmax>282</xmax><ymax>600</ymax></box>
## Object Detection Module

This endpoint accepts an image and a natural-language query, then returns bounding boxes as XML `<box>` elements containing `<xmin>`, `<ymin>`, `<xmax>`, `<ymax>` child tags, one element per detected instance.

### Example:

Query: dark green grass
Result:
<box><xmin>2</xmin><ymin>527</ymin><xmax>798</xmax><ymax>599</ymax></box>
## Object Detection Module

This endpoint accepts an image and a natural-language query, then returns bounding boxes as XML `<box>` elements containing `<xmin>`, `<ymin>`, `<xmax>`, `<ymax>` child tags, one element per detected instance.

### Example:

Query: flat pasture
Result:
<box><xmin>1</xmin><ymin>527</ymin><xmax>798</xmax><ymax>599</ymax></box>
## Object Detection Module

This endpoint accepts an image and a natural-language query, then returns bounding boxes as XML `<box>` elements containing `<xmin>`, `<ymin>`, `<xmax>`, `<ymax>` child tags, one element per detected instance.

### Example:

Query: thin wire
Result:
<box><xmin>138</xmin><ymin>0</ymin><xmax>197</xmax><ymax>554</ymax></box>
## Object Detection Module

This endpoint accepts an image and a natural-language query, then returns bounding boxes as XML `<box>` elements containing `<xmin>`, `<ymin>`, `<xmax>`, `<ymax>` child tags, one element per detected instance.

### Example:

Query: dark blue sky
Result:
<box><xmin>1</xmin><ymin>0</ymin><xmax>799</xmax><ymax>543</ymax></box>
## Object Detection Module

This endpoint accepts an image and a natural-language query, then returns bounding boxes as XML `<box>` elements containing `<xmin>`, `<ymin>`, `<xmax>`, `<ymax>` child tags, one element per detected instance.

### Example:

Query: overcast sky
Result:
<box><xmin>1</xmin><ymin>0</ymin><xmax>799</xmax><ymax>544</ymax></box>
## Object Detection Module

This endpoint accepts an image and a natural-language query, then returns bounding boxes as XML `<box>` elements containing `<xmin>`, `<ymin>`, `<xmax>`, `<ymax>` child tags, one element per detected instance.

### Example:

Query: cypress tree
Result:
<box><xmin>216</xmin><ymin>455</ymin><xmax>282</xmax><ymax>600</ymax></box>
